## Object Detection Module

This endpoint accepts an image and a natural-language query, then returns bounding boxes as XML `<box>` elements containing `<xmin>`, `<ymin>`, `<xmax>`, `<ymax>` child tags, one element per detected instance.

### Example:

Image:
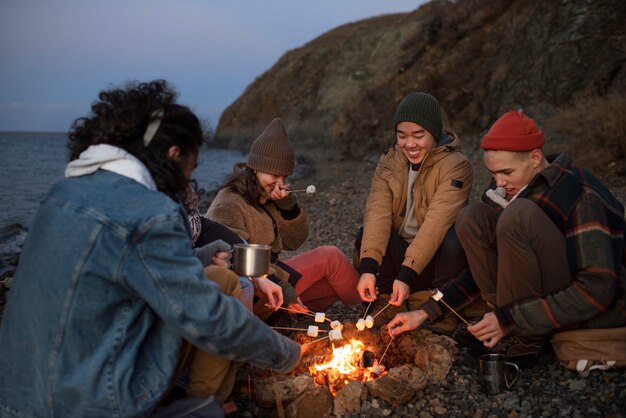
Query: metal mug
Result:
<box><xmin>478</xmin><ymin>353</ymin><xmax>519</xmax><ymax>394</ymax></box>
<box><xmin>231</xmin><ymin>243</ymin><xmax>271</xmax><ymax>277</ymax></box>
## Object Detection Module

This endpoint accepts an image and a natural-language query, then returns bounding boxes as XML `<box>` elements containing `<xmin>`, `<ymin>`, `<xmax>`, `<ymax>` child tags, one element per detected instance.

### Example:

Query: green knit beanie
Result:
<box><xmin>392</xmin><ymin>92</ymin><xmax>443</xmax><ymax>141</ymax></box>
<box><xmin>247</xmin><ymin>118</ymin><xmax>295</xmax><ymax>176</ymax></box>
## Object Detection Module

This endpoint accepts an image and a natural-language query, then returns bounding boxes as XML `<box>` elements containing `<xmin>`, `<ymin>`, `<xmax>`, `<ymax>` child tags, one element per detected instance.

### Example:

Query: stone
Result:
<box><xmin>254</xmin><ymin>375</ymin><xmax>316</xmax><ymax>408</ymax></box>
<box><xmin>285</xmin><ymin>386</ymin><xmax>333</xmax><ymax>418</ymax></box>
<box><xmin>334</xmin><ymin>380</ymin><xmax>367</xmax><ymax>417</ymax></box>
<box><xmin>365</xmin><ymin>364</ymin><xmax>428</xmax><ymax>405</ymax></box>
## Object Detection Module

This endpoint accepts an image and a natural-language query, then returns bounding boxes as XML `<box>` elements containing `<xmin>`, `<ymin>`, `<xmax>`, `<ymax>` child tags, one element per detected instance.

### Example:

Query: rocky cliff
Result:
<box><xmin>214</xmin><ymin>0</ymin><xmax>626</xmax><ymax>181</ymax></box>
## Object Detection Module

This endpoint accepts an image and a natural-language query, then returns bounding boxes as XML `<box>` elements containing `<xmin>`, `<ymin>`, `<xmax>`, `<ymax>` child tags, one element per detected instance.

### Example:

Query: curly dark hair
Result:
<box><xmin>221</xmin><ymin>162</ymin><xmax>266</xmax><ymax>208</ymax></box>
<box><xmin>67</xmin><ymin>80</ymin><xmax>204</xmax><ymax>201</ymax></box>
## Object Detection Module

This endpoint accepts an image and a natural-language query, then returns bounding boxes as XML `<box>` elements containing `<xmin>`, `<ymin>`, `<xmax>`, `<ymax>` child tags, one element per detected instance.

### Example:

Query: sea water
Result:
<box><xmin>0</xmin><ymin>132</ymin><xmax>245</xmax><ymax>263</ymax></box>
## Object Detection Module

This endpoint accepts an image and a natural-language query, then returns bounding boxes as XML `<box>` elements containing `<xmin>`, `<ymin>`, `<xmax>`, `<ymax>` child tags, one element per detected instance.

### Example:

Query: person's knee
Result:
<box><xmin>496</xmin><ymin>199</ymin><xmax>538</xmax><ymax>237</ymax></box>
<box><xmin>456</xmin><ymin>202</ymin><xmax>486</xmax><ymax>236</ymax></box>
<box><xmin>203</xmin><ymin>266</ymin><xmax>242</xmax><ymax>298</ymax></box>
<box><xmin>438</xmin><ymin>226</ymin><xmax>465</xmax><ymax>258</ymax></box>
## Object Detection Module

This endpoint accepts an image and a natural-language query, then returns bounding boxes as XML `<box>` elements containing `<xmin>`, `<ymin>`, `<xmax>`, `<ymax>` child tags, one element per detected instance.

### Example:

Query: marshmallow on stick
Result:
<box><xmin>356</xmin><ymin>318</ymin><xmax>366</xmax><ymax>331</ymax></box>
<box><xmin>365</xmin><ymin>315</ymin><xmax>374</xmax><ymax>328</ymax></box>
<box><xmin>307</xmin><ymin>325</ymin><xmax>319</xmax><ymax>337</ymax></box>
<box><xmin>328</xmin><ymin>329</ymin><xmax>343</xmax><ymax>341</ymax></box>
<box><xmin>432</xmin><ymin>290</ymin><xmax>444</xmax><ymax>301</ymax></box>
<box><xmin>330</xmin><ymin>320</ymin><xmax>343</xmax><ymax>330</ymax></box>
<box><xmin>289</xmin><ymin>185</ymin><xmax>316</xmax><ymax>194</ymax></box>
<box><xmin>314</xmin><ymin>312</ymin><xmax>325</xmax><ymax>323</ymax></box>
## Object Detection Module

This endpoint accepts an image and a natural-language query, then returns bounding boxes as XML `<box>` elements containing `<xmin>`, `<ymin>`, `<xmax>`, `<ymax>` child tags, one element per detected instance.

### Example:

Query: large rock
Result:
<box><xmin>284</xmin><ymin>385</ymin><xmax>333</xmax><ymax>418</ymax></box>
<box><xmin>365</xmin><ymin>363</ymin><xmax>428</xmax><ymax>405</ymax></box>
<box><xmin>334</xmin><ymin>381</ymin><xmax>368</xmax><ymax>417</ymax></box>
<box><xmin>254</xmin><ymin>375</ymin><xmax>316</xmax><ymax>408</ymax></box>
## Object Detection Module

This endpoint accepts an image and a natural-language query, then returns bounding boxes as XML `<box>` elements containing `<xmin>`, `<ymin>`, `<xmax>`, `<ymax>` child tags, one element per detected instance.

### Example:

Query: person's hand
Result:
<box><xmin>286</xmin><ymin>297</ymin><xmax>309</xmax><ymax>314</ymax></box>
<box><xmin>357</xmin><ymin>273</ymin><xmax>377</xmax><ymax>302</ymax></box>
<box><xmin>254</xmin><ymin>276</ymin><xmax>284</xmax><ymax>310</ymax></box>
<box><xmin>468</xmin><ymin>312</ymin><xmax>505</xmax><ymax>348</ymax></box>
<box><xmin>387</xmin><ymin>310</ymin><xmax>429</xmax><ymax>336</ymax></box>
<box><xmin>389</xmin><ymin>280</ymin><xmax>410</xmax><ymax>306</ymax></box>
<box><xmin>194</xmin><ymin>239</ymin><xmax>232</xmax><ymax>267</ymax></box>
<box><xmin>211</xmin><ymin>251</ymin><xmax>230</xmax><ymax>269</ymax></box>
<box><xmin>269</xmin><ymin>183</ymin><xmax>290</xmax><ymax>200</ymax></box>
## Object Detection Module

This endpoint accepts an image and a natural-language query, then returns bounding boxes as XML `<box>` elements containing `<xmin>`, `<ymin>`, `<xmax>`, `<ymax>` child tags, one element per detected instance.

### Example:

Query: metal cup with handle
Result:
<box><xmin>478</xmin><ymin>353</ymin><xmax>519</xmax><ymax>394</ymax></box>
<box><xmin>230</xmin><ymin>243</ymin><xmax>271</xmax><ymax>277</ymax></box>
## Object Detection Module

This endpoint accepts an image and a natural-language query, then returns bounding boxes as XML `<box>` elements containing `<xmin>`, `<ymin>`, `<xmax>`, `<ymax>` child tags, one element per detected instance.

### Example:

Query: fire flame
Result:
<box><xmin>308</xmin><ymin>339</ymin><xmax>385</xmax><ymax>395</ymax></box>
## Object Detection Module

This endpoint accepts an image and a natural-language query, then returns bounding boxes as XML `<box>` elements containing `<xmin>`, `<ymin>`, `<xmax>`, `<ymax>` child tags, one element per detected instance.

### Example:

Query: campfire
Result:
<box><xmin>308</xmin><ymin>338</ymin><xmax>386</xmax><ymax>395</ymax></box>
<box><xmin>251</xmin><ymin>323</ymin><xmax>457</xmax><ymax>415</ymax></box>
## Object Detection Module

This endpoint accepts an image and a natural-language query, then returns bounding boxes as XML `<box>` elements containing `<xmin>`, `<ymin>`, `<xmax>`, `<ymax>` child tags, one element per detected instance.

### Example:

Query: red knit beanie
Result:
<box><xmin>480</xmin><ymin>111</ymin><xmax>545</xmax><ymax>151</ymax></box>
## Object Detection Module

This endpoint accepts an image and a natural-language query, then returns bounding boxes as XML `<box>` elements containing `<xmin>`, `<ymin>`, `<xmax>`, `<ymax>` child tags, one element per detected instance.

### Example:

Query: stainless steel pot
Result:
<box><xmin>231</xmin><ymin>243</ymin><xmax>271</xmax><ymax>277</ymax></box>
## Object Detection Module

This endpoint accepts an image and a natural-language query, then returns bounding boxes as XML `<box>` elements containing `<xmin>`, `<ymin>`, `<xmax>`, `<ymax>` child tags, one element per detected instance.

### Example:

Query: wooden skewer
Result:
<box><xmin>267</xmin><ymin>305</ymin><xmax>324</xmax><ymax>320</ymax></box>
<box><xmin>271</xmin><ymin>326</ymin><xmax>327</xmax><ymax>332</ymax></box>
<box><xmin>379</xmin><ymin>336</ymin><xmax>394</xmax><ymax>364</ymax></box>
<box><xmin>428</xmin><ymin>288</ymin><xmax>471</xmax><ymax>326</ymax></box>
<box><xmin>302</xmin><ymin>335</ymin><xmax>330</xmax><ymax>345</ymax></box>
<box><xmin>362</xmin><ymin>300</ymin><xmax>373</xmax><ymax>319</ymax></box>
<box><xmin>371</xmin><ymin>302</ymin><xmax>392</xmax><ymax>319</ymax></box>
<box><xmin>304</xmin><ymin>308</ymin><xmax>333</xmax><ymax>322</ymax></box>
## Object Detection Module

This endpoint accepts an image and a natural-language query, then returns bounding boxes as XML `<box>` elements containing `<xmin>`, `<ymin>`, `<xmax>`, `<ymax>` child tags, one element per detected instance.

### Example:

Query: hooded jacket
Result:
<box><xmin>360</xmin><ymin>131</ymin><xmax>473</xmax><ymax>282</ymax></box>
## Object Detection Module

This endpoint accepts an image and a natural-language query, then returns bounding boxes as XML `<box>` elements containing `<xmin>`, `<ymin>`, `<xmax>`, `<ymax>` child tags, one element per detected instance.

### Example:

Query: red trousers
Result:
<box><xmin>285</xmin><ymin>245</ymin><xmax>361</xmax><ymax>312</ymax></box>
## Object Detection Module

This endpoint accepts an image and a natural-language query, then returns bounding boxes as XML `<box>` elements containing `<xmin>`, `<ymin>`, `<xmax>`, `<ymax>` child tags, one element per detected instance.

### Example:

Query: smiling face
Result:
<box><xmin>483</xmin><ymin>149</ymin><xmax>544</xmax><ymax>198</ymax></box>
<box><xmin>396</xmin><ymin>121</ymin><xmax>437</xmax><ymax>165</ymax></box>
<box><xmin>255</xmin><ymin>171</ymin><xmax>287</xmax><ymax>199</ymax></box>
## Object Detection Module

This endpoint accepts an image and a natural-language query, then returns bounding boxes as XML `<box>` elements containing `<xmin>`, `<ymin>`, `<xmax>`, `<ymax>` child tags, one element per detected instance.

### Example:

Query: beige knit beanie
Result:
<box><xmin>247</xmin><ymin>118</ymin><xmax>295</xmax><ymax>176</ymax></box>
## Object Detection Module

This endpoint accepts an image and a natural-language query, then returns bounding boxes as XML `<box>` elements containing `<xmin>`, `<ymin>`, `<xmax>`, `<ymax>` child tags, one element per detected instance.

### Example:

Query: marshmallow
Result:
<box><xmin>432</xmin><ymin>290</ymin><xmax>444</xmax><ymax>301</ymax></box>
<box><xmin>371</xmin><ymin>365</ymin><xmax>383</xmax><ymax>375</ymax></box>
<box><xmin>306</xmin><ymin>185</ymin><xmax>316</xmax><ymax>194</ymax></box>
<box><xmin>314</xmin><ymin>312</ymin><xmax>325</xmax><ymax>323</ymax></box>
<box><xmin>330</xmin><ymin>320</ymin><xmax>343</xmax><ymax>330</ymax></box>
<box><xmin>307</xmin><ymin>325</ymin><xmax>319</xmax><ymax>337</ymax></box>
<box><xmin>365</xmin><ymin>315</ymin><xmax>374</xmax><ymax>328</ymax></box>
<box><xmin>328</xmin><ymin>329</ymin><xmax>343</xmax><ymax>341</ymax></box>
<box><xmin>356</xmin><ymin>318</ymin><xmax>366</xmax><ymax>331</ymax></box>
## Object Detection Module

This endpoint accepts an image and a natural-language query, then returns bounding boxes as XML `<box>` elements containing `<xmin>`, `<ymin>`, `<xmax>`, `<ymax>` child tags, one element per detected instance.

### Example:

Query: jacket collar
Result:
<box><xmin>533</xmin><ymin>153</ymin><xmax>573</xmax><ymax>188</ymax></box>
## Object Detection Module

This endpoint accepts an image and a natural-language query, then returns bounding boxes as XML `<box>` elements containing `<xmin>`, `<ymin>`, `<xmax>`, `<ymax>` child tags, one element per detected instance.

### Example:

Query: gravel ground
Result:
<box><xmin>223</xmin><ymin>158</ymin><xmax>626</xmax><ymax>418</ymax></box>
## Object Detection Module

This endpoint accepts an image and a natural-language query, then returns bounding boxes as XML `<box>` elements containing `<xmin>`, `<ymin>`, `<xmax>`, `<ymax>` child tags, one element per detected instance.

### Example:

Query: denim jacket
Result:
<box><xmin>0</xmin><ymin>165</ymin><xmax>300</xmax><ymax>417</ymax></box>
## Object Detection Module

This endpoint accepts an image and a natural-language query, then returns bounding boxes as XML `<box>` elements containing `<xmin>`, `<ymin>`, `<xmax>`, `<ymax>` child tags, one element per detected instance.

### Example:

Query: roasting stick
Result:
<box><xmin>302</xmin><ymin>335</ymin><xmax>330</xmax><ymax>345</ymax></box>
<box><xmin>371</xmin><ymin>302</ymin><xmax>392</xmax><ymax>319</ymax></box>
<box><xmin>362</xmin><ymin>300</ymin><xmax>373</xmax><ymax>319</ymax></box>
<box><xmin>379</xmin><ymin>336</ymin><xmax>394</xmax><ymax>364</ymax></box>
<box><xmin>428</xmin><ymin>289</ymin><xmax>471</xmax><ymax>326</ymax></box>
<box><xmin>265</xmin><ymin>304</ymin><xmax>333</xmax><ymax>323</ymax></box>
<box><xmin>266</xmin><ymin>305</ymin><xmax>319</xmax><ymax>320</ymax></box>
<box><xmin>304</xmin><ymin>308</ymin><xmax>333</xmax><ymax>323</ymax></box>
<box><xmin>271</xmin><ymin>326</ymin><xmax>327</xmax><ymax>332</ymax></box>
